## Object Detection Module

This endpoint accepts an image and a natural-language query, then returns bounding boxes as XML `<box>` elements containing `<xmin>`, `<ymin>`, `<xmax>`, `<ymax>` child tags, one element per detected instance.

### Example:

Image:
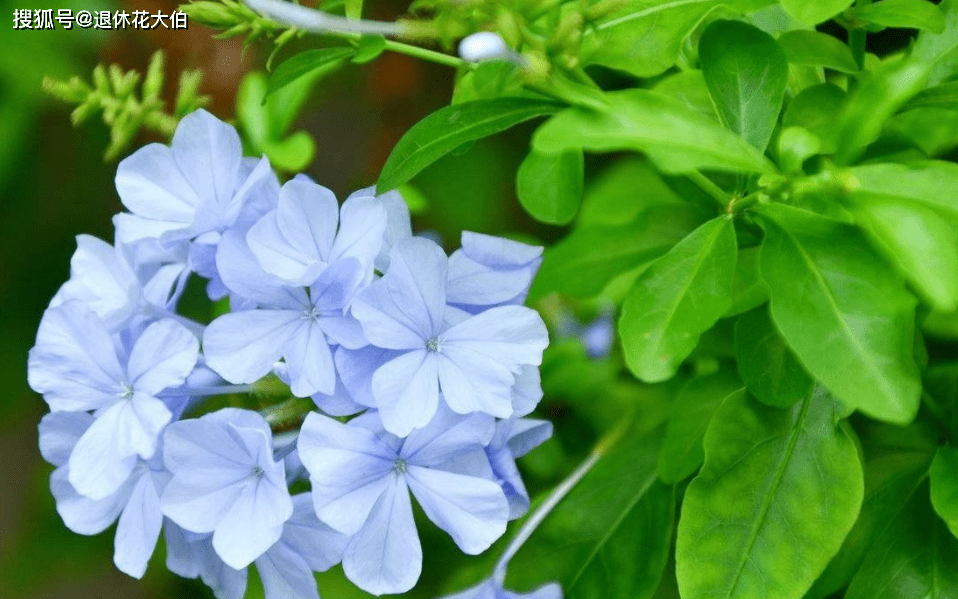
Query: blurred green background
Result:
<box><xmin>0</xmin><ymin>1</ymin><xmax>571</xmax><ymax>596</ymax></box>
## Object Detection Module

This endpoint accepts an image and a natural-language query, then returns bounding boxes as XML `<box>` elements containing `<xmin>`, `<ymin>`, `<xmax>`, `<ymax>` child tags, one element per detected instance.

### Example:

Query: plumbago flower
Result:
<box><xmin>27</xmin><ymin>108</ymin><xmax>556</xmax><ymax>599</ymax></box>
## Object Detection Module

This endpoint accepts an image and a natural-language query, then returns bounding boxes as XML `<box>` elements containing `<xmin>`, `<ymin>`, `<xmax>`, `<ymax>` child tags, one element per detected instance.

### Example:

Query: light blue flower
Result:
<box><xmin>202</xmin><ymin>256</ymin><xmax>368</xmax><ymax>397</ymax></box>
<box><xmin>113</xmin><ymin>109</ymin><xmax>280</xmax><ymax>299</ymax></box>
<box><xmin>40</xmin><ymin>411</ymin><xmax>170</xmax><ymax>579</ymax></box>
<box><xmin>344</xmin><ymin>185</ymin><xmax>412</xmax><ymax>272</ymax></box>
<box><xmin>28</xmin><ymin>303</ymin><xmax>199</xmax><ymax>500</ymax></box>
<box><xmin>446</xmin><ymin>232</ymin><xmax>542</xmax><ymax>312</ymax></box>
<box><xmin>49</xmin><ymin>235</ymin><xmax>190</xmax><ymax>331</ymax></box>
<box><xmin>441</xmin><ymin>579</ymin><xmax>562</xmax><ymax>599</ymax></box>
<box><xmin>351</xmin><ymin>237</ymin><xmax>549</xmax><ymax>436</ymax></box>
<box><xmin>160</xmin><ymin>408</ymin><xmax>294</xmax><ymax>569</ymax></box>
<box><xmin>114</xmin><ymin>109</ymin><xmax>277</xmax><ymax>246</ymax></box>
<box><xmin>164</xmin><ymin>524</ymin><xmax>248</xmax><ymax>599</ymax></box>
<box><xmin>165</xmin><ymin>493</ymin><xmax>346</xmax><ymax>599</ymax></box>
<box><xmin>246</xmin><ymin>177</ymin><xmax>386</xmax><ymax>286</ymax></box>
<box><xmin>488</xmin><ymin>418</ymin><xmax>553</xmax><ymax>519</ymax></box>
<box><xmin>298</xmin><ymin>407</ymin><xmax>509</xmax><ymax>595</ymax></box>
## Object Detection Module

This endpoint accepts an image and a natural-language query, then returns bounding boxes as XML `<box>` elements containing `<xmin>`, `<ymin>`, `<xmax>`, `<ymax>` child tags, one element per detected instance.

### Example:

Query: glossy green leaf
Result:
<box><xmin>777</xmin><ymin>30</ymin><xmax>858</xmax><ymax>73</ymax></box>
<box><xmin>775</xmin><ymin>126</ymin><xmax>821</xmax><ymax>174</ymax></box>
<box><xmin>780</xmin><ymin>0</ymin><xmax>854</xmax><ymax>24</ymax></box>
<box><xmin>855</xmin><ymin>0</ymin><xmax>946</xmax><ymax>33</ymax></box>
<box><xmin>581</xmin><ymin>0</ymin><xmax>720</xmax><ymax>78</ymax></box>
<box><xmin>578</xmin><ymin>158</ymin><xmax>684</xmax><ymax>228</ymax></box>
<box><xmin>657</xmin><ymin>371</ymin><xmax>745</xmax><ymax>483</ymax></box>
<box><xmin>506</xmin><ymin>430</ymin><xmax>675</xmax><ymax>599</ymax></box>
<box><xmin>676</xmin><ymin>387</ymin><xmax>863</xmax><ymax>599</ymax></box>
<box><xmin>915</xmin><ymin>0</ymin><xmax>958</xmax><ymax>85</ymax></box>
<box><xmin>452</xmin><ymin>62</ymin><xmax>525</xmax><ymax>104</ymax></box>
<box><xmin>844</xmin><ymin>486</ymin><xmax>958</xmax><ymax>599</ymax></box>
<box><xmin>529</xmin><ymin>205</ymin><xmax>705</xmax><ymax>299</ymax></box>
<box><xmin>849</xmin><ymin>195</ymin><xmax>958</xmax><ymax>311</ymax></box>
<box><xmin>534</xmin><ymin>89</ymin><xmax>776</xmax><ymax>174</ymax></box>
<box><xmin>808</xmin><ymin>419</ymin><xmax>937</xmax><ymax>599</ymax></box>
<box><xmin>619</xmin><ymin>217</ymin><xmax>737</xmax><ymax>383</ymax></box>
<box><xmin>833</xmin><ymin>57</ymin><xmax>930</xmax><ymax>164</ymax></box>
<box><xmin>699</xmin><ymin>20</ymin><xmax>788</xmax><ymax>151</ymax></box>
<box><xmin>653</xmin><ymin>71</ymin><xmax>717</xmax><ymax>120</ymax></box>
<box><xmin>266</xmin><ymin>47</ymin><xmax>354</xmax><ymax>97</ymax></box>
<box><xmin>847</xmin><ymin>160</ymin><xmax>958</xmax><ymax>227</ymax></box>
<box><xmin>905</xmin><ymin>81</ymin><xmax>958</xmax><ymax>110</ymax></box>
<box><xmin>781</xmin><ymin>83</ymin><xmax>846</xmax><ymax>153</ymax></box>
<box><xmin>931</xmin><ymin>446</ymin><xmax>958</xmax><ymax>539</ymax></box>
<box><xmin>517</xmin><ymin>147</ymin><xmax>583</xmax><ymax>225</ymax></box>
<box><xmin>352</xmin><ymin>35</ymin><xmax>386</xmax><ymax>63</ymax></box>
<box><xmin>724</xmin><ymin>246</ymin><xmax>768</xmax><ymax>317</ymax></box>
<box><xmin>755</xmin><ymin>203</ymin><xmax>921</xmax><ymax>424</ymax></box>
<box><xmin>734</xmin><ymin>306</ymin><xmax>813</xmax><ymax>409</ymax></box>
<box><xmin>377</xmin><ymin>98</ymin><xmax>560</xmax><ymax>192</ymax></box>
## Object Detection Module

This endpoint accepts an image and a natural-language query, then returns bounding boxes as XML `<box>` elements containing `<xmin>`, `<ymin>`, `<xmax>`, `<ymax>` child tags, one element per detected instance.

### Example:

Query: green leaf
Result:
<box><xmin>905</xmin><ymin>81</ymin><xmax>958</xmax><ymax>110</ymax></box>
<box><xmin>755</xmin><ymin>203</ymin><xmax>921</xmax><ymax>424</ymax></box>
<box><xmin>734</xmin><ymin>306</ymin><xmax>813</xmax><ymax>409</ymax></box>
<box><xmin>775</xmin><ymin>126</ymin><xmax>821</xmax><ymax>174</ymax></box>
<box><xmin>931</xmin><ymin>446</ymin><xmax>958</xmax><ymax>539</ymax></box>
<box><xmin>653</xmin><ymin>70</ymin><xmax>717</xmax><ymax>120</ymax></box>
<box><xmin>844</xmin><ymin>486</ymin><xmax>958</xmax><ymax>599</ymax></box>
<box><xmin>847</xmin><ymin>160</ymin><xmax>958</xmax><ymax>227</ymax></box>
<box><xmin>780</xmin><ymin>0</ymin><xmax>854</xmax><ymax>25</ymax></box>
<box><xmin>699</xmin><ymin>20</ymin><xmax>788</xmax><ymax>151</ymax></box>
<box><xmin>377</xmin><ymin>98</ymin><xmax>561</xmax><ymax>193</ymax></box>
<box><xmin>529</xmin><ymin>205</ymin><xmax>706</xmax><ymax>299</ymax></box>
<box><xmin>657</xmin><ymin>371</ymin><xmax>745</xmax><ymax>483</ymax></box>
<box><xmin>578</xmin><ymin>158</ymin><xmax>684</xmax><ymax>228</ymax></box>
<box><xmin>344</xmin><ymin>0</ymin><xmax>362</xmax><ymax>18</ymax></box>
<box><xmin>516</xmin><ymin>147</ymin><xmax>583</xmax><ymax>225</ymax></box>
<box><xmin>452</xmin><ymin>62</ymin><xmax>525</xmax><ymax>104</ymax></box>
<box><xmin>260</xmin><ymin>131</ymin><xmax>315</xmax><ymax>172</ymax></box>
<box><xmin>915</xmin><ymin>0</ymin><xmax>958</xmax><ymax>85</ymax></box>
<box><xmin>777</xmin><ymin>30</ymin><xmax>859</xmax><ymax>73</ymax></box>
<box><xmin>724</xmin><ymin>246</ymin><xmax>768</xmax><ymax>317</ymax></box>
<box><xmin>848</xmin><ymin>195</ymin><xmax>958</xmax><ymax>311</ymax></box>
<box><xmin>534</xmin><ymin>89</ymin><xmax>777</xmax><ymax>174</ymax></box>
<box><xmin>506</xmin><ymin>430</ymin><xmax>675</xmax><ymax>599</ymax></box>
<box><xmin>352</xmin><ymin>35</ymin><xmax>386</xmax><ymax>64</ymax></box>
<box><xmin>266</xmin><ymin>47</ymin><xmax>354</xmax><ymax>98</ymax></box>
<box><xmin>833</xmin><ymin>57</ymin><xmax>930</xmax><ymax>164</ymax></box>
<box><xmin>581</xmin><ymin>0</ymin><xmax>720</xmax><ymax>78</ymax></box>
<box><xmin>781</xmin><ymin>83</ymin><xmax>846</xmax><ymax>153</ymax></box>
<box><xmin>619</xmin><ymin>217</ymin><xmax>737</xmax><ymax>383</ymax></box>
<box><xmin>676</xmin><ymin>387</ymin><xmax>863</xmax><ymax>599</ymax></box>
<box><xmin>807</xmin><ymin>419</ymin><xmax>937</xmax><ymax>599</ymax></box>
<box><xmin>855</xmin><ymin>0</ymin><xmax>946</xmax><ymax>33</ymax></box>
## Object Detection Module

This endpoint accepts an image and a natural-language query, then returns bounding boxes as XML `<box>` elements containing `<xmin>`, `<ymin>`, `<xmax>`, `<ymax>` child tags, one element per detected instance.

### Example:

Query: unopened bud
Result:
<box><xmin>458</xmin><ymin>32</ymin><xmax>521</xmax><ymax>64</ymax></box>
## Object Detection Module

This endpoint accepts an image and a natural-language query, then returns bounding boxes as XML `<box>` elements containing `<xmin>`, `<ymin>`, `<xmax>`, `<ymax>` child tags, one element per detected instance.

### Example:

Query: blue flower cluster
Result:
<box><xmin>28</xmin><ymin>110</ymin><xmax>553</xmax><ymax>598</ymax></box>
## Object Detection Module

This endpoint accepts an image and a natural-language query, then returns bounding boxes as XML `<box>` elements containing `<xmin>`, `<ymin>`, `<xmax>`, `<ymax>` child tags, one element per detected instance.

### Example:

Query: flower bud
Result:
<box><xmin>458</xmin><ymin>32</ymin><xmax>514</xmax><ymax>63</ymax></box>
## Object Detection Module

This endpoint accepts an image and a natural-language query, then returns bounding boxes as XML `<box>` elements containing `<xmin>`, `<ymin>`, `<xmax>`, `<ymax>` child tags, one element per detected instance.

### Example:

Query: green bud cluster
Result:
<box><xmin>42</xmin><ymin>51</ymin><xmax>211</xmax><ymax>161</ymax></box>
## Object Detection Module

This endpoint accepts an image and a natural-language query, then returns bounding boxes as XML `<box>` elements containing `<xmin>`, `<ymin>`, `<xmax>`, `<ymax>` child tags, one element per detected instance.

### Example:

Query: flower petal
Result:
<box><xmin>38</xmin><ymin>411</ymin><xmax>94</xmax><ymax>467</ymax></box>
<box><xmin>203</xmin><ymin>310</ymin><xmax>303</xmax><ymax>385</ymax></box>
<box><xmin>284</xmin><ymin>321</ymin><xmax>335</xmax><ymax>397</ymax></box>
<box><xmin>443</xmin><ymin>305</ymin><xmax>549</xmax><ymax>367</ymax></box>
<box><xmin>330</xmin><ymin>195</ymin><xmax>386</xmax><ymax>267</ymax></box>
<box><xmin>212</xmin><ymin>478</ymin><xmax>293</xmax><ymax>569</ymax></box>
<box><xmin>114</xmin><ymin>469</ymin><xmax>165</xmax><ymax>578</ymax></box>
<box><xmin>372</xmin><ymin>350</ymin><xmax>440</xmax><ymax>437</ymax></box>
<box><xmin>51</xmin><ymin>466</ymin><xmax>133</xmax><ymax>535</ymax></box>
<box><xmin>342</xmin><ymin>476</ymin><xmax>421</xmax><ymax>596</ymax></box>
<box><xmin>128</xmin><ymin>319</ymin><xmax>199</xmax><ymax>395</ymax></box>
<box><xmin>406</xmin><ymin>466</ymin><xmax>508</xmax><ymax>554</ymax></box>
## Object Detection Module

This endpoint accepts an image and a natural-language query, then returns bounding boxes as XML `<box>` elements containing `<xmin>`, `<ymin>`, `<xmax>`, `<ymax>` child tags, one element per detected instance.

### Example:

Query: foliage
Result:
<box><xmin>38</xmin><ymin>0</ymin><xmax>958</xmax><ymax>598</ymax></box>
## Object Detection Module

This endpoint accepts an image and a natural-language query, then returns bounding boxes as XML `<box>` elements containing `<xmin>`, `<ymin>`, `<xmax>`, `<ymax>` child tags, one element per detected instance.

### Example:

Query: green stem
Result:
<box><xmin>382</xmin><ymin>39</ymin><xmax>466</xmax><ymax>68</ymax></box>
<box><xmin>688</xmin><ymin>170</ymin><xmax>731</xmax><ymax>211</ymax></box>
<box><xmin>261</xmin><ymin>396</ymin><xmax>315</xmax><ymax>430</ymax></box>
<box><xmin>849</xmin><ymin>0</ymin><xmax>872</xmax><ymax>71</ymax></box>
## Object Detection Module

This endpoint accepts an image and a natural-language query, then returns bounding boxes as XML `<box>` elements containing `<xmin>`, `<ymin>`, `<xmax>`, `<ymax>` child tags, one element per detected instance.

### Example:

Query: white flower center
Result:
<box><xmin>118</xmin><ymin>383</ymin><xmax>135</xmax><ymax>400</ymax></box>
<box><xmin>393</xmin><ymin>458</ymin><xmax>408</xmax><ymax>474</ymax></box>
<box><xmin>425</xmin><ymin>337</ymin><xmax>442</xmax><ymax>353</ymax></box>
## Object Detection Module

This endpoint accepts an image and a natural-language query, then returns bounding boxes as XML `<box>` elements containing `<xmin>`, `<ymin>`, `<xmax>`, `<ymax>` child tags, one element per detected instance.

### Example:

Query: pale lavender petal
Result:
<box><xmin>284</xmin><ymin>320</ymin><xmax>335</xmax><ymax>397</ymax></box>
<box><xmin>256</xmin><ymin>542</ymin><xmax>319</xmax><ymax>599</ymax></box>
<box><xmin>406</xmin><ymin>466</ymin><xmax>508</xmax><ymax>554</ymax></box>
<box><xmin>281</xmin><ymin>493</ymin><xmax>348</xmax><ymax>572</ymax></box>
<box><xmin>128</xmin><ymin>319</ymin><xmax>199</xmax><ymax>395</ymax></box>
<box><xmin>51</xmin><ymin>466</ymin><xmax>134</xmax><ymax>535</ymax></box>
<box><xmin>383</xmin><ymin>237</ymin><xmax>448</xmax><ymax>338</ymax></box>
<box><xmin>212</xmin><ymin>478</ymin><xmax>293</xmax><ymax>569</ymax></box>
<box><xmin>170</xmin><ymin>109</ymin><xmax>243</xmax><ymax>219</ymax></box>
<box><xmin>351</xmin><ymin>281</ymin><xmax>427</xmax><ymax>350</ymax></box>
<box><xmin>115</xmin><ymin>143</ymin><xmax>198</xmax><ymax>230</ymax></box>
<box><xmin>216</xmin><ymin>228</ymin><xmax>301</xmax><ymax>307</ymax></box>
<box><xmin>342</xmin><ymin>476</ymin><xmax>421</xmax><ymax>596</ymax></box>
<box><xmin>113</xmin><ymin>468</ymin><xmax>165</xmax><ymax>578</ymax></box>
<box><xmin>336</xmin><ymin>346</ymin><xmax>397</xmax><ymax>408</ymax></box>
<box><xmin>372</xmin><ymin>350</ymin><xmax>440</xmax><ymax>437</ymax></box>
<box><xmin>38</xmin><ymin>411</ymin><xmax>94</xmax><ymax>467</ymax></box>
<box><xmin>436</xmin><ymin>350</ymin><xmax>515</xmax><ymax>419</ymax></box>
<box><xmin>203</xmin><ymin>310</ymin><xmax>303</xmax><ymax>385</ymax></box>
<box><xmin>511</xmin><ymin>366</ymin><xmax>543</xmax><ymax>418</ymax></box>
<box><xmin>402</xmin><ymin>410</ymin><xmax>495</xmax><ymax>468</ymax></box>
<box><xmin>330</xmin><ymin>195</ymin><xmax>386</xmax><ymax>267</ymax></box>
<box><xmin>28</xmin><ymin>302</ymin><xmax>125</xmax><ymax>412</ymax></box>
<box><xmin>443</xmin><ymin>306</ymin><xmax>549</xmax><ymax>367</ymax></box>
<box><xmin>507</xmin><ymin>419</ymin><xmax>553</xmax><ymax>458</ymax></box>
